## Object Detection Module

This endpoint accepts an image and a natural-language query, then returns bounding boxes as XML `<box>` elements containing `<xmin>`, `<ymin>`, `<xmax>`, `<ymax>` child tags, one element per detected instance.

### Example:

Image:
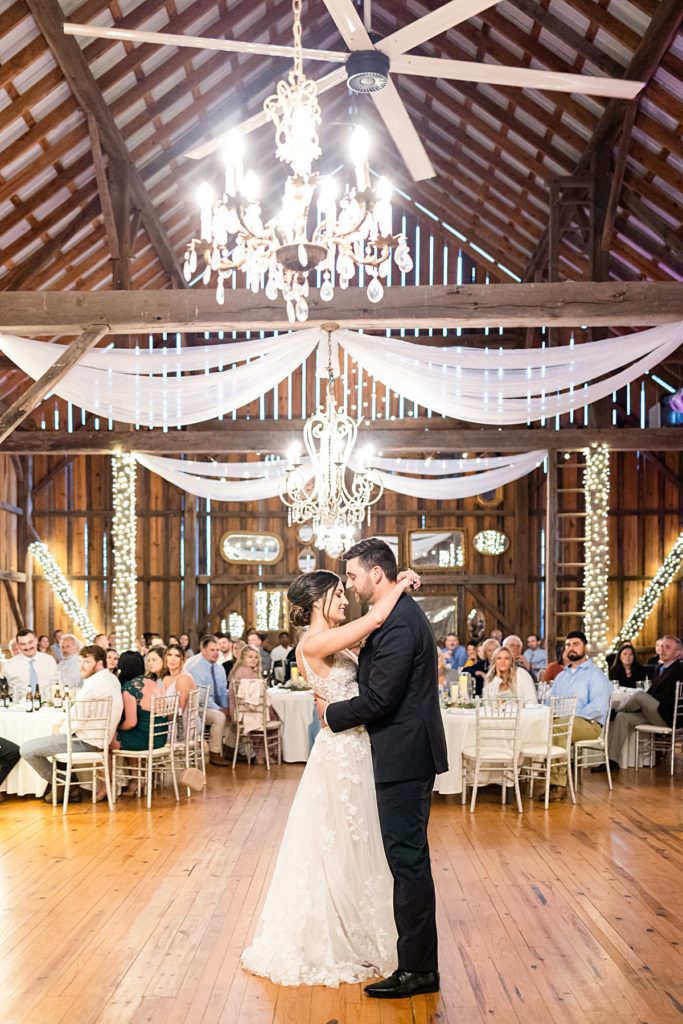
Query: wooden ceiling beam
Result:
<box><xmin>0</xmin><ymin>282</ymin><xmax>682</xmax><ymax>334</ymax></box>
<box><xmin>25</xmin><ymin>0</ymin><xmax>186</xmax><ymax>290</ymax></box>
<box><xmin>1</xmin><ymin>424</ymin><xmax>681</xmax><ymax>455</ymax></box>
<box><xmin>524</xmin><ymin>0</ymin><xmax>683</xmax><ymax>280</ymax></box>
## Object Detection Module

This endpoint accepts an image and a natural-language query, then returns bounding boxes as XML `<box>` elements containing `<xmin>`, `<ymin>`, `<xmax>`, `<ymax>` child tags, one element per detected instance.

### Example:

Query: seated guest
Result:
<box><xmin>228</xmin><ymin>646</ymin><xmax>278</xmax><ymax>762</ymax></box>
<box><xmin>179</xmin><ymin>633</ymin><xmax>194</xmax><ymax>658</ymax></box>
<box><xmin>524</xmin><ymin>634</ymin><xmax>547</xmax><ymax>678</ymax></box>
<box><xmin>246</xmin><ymin>628</ymin><xmax>269</xmax><ymax>674</ymax></box>
<box><xmin>483</xmin><ymin>647</ymin><xmax>537</xmax><ymax>705</ymax></box>
<box><xmin>605</xmin><ymin>635</ymin><xmax>682</xmax><ymax>771</ymax></box>
<box><xmin>107</xmin><ymin>632</ymin><xmax>117</xmax><ymax>649</ymax></box>
<box><xmin>440</xmin><ymin>633</ymin><xmax>467</xmax><ymax>672</ymax></box>
<box><xmin>216</xmin><ymin>633</ymin><xmax>233</xmax><ymax>666</ymax></box>
<box><xmin>543</xmin><ymin>631</ymin><xmax>611</xmax><ymax>800</ymax></box>
<box><xmin>503</xmin><ymin>634</ymin><xmax>532</xmax><ymax>673</ymax></box>
<box><xmin>55</xmin><ymin>633</ymin><xmax>84</xmax><ymax>691</ymax></box>
<box><xmin>4</xmin><ymin>628</ymin><xmax>58</xmax><ymax>703</ymax></box>
<box><xmin>609</xmin><ymin>643</ymin><xmax>648</xmax><ymax>689</ymax></box>
<box><xmin>37</xmin><ymin>634</ymin><xmax>52</xmax><ymax>655</ymax></box>
<box><xmin>490</xmin><ymin>629</ymin><xmax>503</xmax><ymax>645</ymax></box>
<box><xmin>51</xmin><ymin>629</ymin><xmax>63</xmax><ymax>663</ymax></box>
<box><xmin>186</xmin><ymin>635</ymin><xmax>230</xmax><ymax>767</ymax></box>
<box><xmin>270</xmin><ymin>631</ymin><xmax>293</xmax><ymax>683</ymax></box>
<box><xmin>144</xmin><ymin>645</ymin><xmax>166</xmax><ymax>681</ymax></box>
<box><xmin>20</xmin><ymin>645</ymin><xmax>122</xmax><ymax>802</ymax></box>
<box><xmin>93</xmin><ymin>633</ymin><xmax>108</xmax><ymax>650</ymax></box>
<box><xmin>541</xmin><ymin>645</ymin><xmax>567</xmax><ymax>684</ymax></box>
<box><xmin>471</xmin><ymin>637</ymin><xmax>500</xmax><ymax>697</ymax></box>
<box><xmin>0</xmin><ymin>735</ymin><xmax>21</xmax><ymax>802</ymax></box>
<box><xmin>116</xmin><ymin>663</ymin><xmax>167</xmax><ymax>776</ymax></box>
<box><xmin>162</xmin><ymin>643</ymin><xmax>197</xmax><ymax>712</ymax></box>
<box><xmin>106</xmin><ymin>649</ymin><xmax>119</xmax><ymax>674</ymax></box>
<box><xmin>463</xmin><ymin>642</ymin><xmax>478</xmax><ymax>668</ymax></box>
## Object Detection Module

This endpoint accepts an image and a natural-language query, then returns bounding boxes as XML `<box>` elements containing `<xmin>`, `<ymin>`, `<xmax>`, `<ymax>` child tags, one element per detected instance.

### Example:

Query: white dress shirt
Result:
<box><xmin>61</xmin><ymin>669</ymin><xmax>123</xmax><ymax>746</ymax></box>
<box><xmin>269</xmin><ymin>643</ymin><xmax>293</xmax><ymax>682</ymax></box>
<box><xmin>4</xmin><ymin>651</ymin><xmax>58</xmax><ymax>703</ymax></box>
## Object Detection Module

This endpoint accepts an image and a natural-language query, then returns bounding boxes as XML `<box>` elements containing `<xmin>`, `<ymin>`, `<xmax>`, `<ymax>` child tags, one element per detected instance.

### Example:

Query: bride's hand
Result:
<box><xmin>397</xmin><ymin>568</ymin><xmax>421</xmax><ymax>592</ymax></box>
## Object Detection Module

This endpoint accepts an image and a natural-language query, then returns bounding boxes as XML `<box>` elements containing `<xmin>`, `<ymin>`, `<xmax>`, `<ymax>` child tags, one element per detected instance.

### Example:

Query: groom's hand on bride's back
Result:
<box><xmin>314</xmin><ymin>693</ymin><xmax>329</xmax><ymax>727</ymax></box>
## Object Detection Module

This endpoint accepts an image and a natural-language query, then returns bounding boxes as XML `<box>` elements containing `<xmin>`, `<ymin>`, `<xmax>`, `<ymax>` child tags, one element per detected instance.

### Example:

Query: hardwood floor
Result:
<box><xmin>1</xmin><ymin>763</ymin><xmax>682</xmax><ymax>1024</ymax></box>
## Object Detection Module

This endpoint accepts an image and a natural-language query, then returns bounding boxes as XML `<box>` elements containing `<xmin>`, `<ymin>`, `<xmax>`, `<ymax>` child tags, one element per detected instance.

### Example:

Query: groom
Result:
<box><xmin>315</xmin><ymin>538</ymin><xmax>448</xmax><ymax>999</ymax></box>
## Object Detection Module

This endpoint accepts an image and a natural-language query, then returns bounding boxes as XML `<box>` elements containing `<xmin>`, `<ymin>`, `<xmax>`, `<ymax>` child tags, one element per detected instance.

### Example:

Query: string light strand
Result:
<box><xmin>583</xmin><ymin>443</ymin><xmax>610</xmax><ymax>670</ymax></box>
<box><xmin>28</xmin><ymin>542</ymin><xmax>97</xmax><ymax>642</ymax></box>
<box><xmin>609</xmin><ymin>532</ymin><xmax>683</xmax><ymax>652</ymax></box>
<box><xmin>112</xmin><ymin>451</ymin><xmax>137</xmax><ymax>652</ymax></box>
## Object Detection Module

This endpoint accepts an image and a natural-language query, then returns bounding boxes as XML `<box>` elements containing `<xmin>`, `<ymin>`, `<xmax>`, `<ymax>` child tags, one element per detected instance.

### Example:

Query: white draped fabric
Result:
<box><xmin>134</xmin><ymin>450</ymin><xmax>547</xmax><ymax>502</ymax></box>
<box><xmin>1</xmin><ymin>321</ymin><xmax>679</xmax><ymax>427</ymax></box>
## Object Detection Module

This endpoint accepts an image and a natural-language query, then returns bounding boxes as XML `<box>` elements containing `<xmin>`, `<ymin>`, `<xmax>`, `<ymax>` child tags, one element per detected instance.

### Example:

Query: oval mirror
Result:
<box><xmin>219</xmin><ymin>531</ymin><xmax>283</xmax><ymax>564</ymax></box>
<box><xmin>296</xmin><ymin>523</ymin><xmax>314</xmax><ymax>543</ymax></box>
<box><xmin>473</xmin><ymin>530</ymin><xmax>510</xmax><ymax>556</ymax></box>
<box><xmin>297</xmin><ymin>547</ymin><xmax>317</xmax><ymax>572</ymax></box>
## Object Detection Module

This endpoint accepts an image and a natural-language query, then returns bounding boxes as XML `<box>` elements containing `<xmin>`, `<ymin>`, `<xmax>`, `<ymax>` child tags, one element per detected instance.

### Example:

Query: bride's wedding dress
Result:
<box><xmin>241</xmin><ymin>649</ymin><xmax>398</xmax><ymax>987</ymax></box>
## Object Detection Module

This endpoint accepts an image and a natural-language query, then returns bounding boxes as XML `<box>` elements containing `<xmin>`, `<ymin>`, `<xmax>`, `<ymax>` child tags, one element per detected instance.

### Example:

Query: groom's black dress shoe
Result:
<box><xmin>364</xmin><ymin>970</ymin><xmax>440</xmax><ymax>998</ymax></box>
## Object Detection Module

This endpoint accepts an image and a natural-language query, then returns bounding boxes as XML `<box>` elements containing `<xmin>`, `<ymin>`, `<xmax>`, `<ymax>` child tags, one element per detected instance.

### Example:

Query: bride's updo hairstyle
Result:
<box><xmin>288</xmin><ymin>571</ymin><xmax>341</xmax><ymax>627</ymax></box>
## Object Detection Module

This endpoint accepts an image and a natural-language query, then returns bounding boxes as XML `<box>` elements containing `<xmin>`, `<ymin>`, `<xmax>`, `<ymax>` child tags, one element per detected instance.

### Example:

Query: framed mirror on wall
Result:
<box><xmin>409</xmin><ymin>530</ymin><xmax>465</xmax><ymax>569</ymax></box>
<box><xmin>373</xmin><ymin>534</ymin><xmax>400</xmax><ymax>562</ymax></box>
<box><xmin>413</xmin><ymin>595</ymin><xmax>458</xmax><ymax>637</ymax></box>
<box><xmin>219</xmin><ymin>531</ymin><xmax>283</xmax><ymax>564</ymax></box>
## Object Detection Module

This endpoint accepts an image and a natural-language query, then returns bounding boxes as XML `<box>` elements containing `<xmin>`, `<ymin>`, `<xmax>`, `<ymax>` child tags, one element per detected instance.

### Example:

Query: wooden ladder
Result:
<box><xmin>545</xmin><ymin>450</ymin><xmax>588</xmax><ymax>660</ymax></box>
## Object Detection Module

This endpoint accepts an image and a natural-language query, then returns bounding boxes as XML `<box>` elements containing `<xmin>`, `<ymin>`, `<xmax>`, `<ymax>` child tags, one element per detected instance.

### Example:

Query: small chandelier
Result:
<box><xmin>183</xmin><ymin>0</ymin><xmax>412</xmax><ymax>323</ymax></box>
<box><xmin>280</xmin><ymin>333</ymin><xmax>383</xmax><ymax>555</ymax></box>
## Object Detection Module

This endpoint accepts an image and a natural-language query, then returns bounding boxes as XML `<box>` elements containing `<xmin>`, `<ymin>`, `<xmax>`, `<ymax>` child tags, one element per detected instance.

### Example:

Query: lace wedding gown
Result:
<box><xmin>241</xmin><ymin>649</ymin><xmax>398</xmax><ymax>987</ymax></box>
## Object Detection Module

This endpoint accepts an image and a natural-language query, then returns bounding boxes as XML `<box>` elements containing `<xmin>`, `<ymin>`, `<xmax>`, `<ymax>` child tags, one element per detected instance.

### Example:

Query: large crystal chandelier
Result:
<box><xmin>183</xmin><ymin>0</ymin><xmax>412</xmax><ymax>323</ymax></box>
<box><xmin>281</xmin><ymin>333</ymin><xmax>383</xmax><ymax>556</ymax></box>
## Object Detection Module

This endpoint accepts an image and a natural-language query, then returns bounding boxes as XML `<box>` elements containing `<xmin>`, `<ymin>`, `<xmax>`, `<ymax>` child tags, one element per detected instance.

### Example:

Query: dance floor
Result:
<box><xmin>1</xmin><ymin>762</ymin><xmax>682</xmax><ymax>1024</ymax></box>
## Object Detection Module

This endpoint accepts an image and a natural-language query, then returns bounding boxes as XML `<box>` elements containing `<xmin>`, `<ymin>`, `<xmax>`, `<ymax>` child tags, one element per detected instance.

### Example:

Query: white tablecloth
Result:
<box><xmin>435</xmin><ymin>705</ymin><xmax>550</xmax><ymax>795</ymax></box>
<box><xmin>0</xmin><ymin>706</ymin><xmax>64</xmax><ymax>796</ymax></box>
<box><xmin>267</xmin><ymin>689</ymin><xmax>316</xmax><ymax>763</ymax></box>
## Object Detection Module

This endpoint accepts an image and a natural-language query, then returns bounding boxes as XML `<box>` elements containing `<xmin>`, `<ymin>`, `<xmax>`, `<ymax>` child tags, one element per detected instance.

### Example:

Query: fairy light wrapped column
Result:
<box><xmin>583</xmin><ymin>443</ymin><xmax>610</xmax><ymax>670</ymax></box>
<box><xmin>111</xmin><ymin>451</ymin><xmax>137</xmax><ymax>651</ymax></box>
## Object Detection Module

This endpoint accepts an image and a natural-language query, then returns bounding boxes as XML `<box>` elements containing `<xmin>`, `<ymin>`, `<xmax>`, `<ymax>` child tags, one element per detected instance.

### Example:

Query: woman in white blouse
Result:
<box><xmin>483</xmin><ymin>647</ymin><xmax>537</xmax><ymax>705</ymax></box>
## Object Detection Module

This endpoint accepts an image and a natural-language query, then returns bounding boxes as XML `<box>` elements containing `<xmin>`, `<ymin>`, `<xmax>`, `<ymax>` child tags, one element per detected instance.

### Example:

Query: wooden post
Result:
<box><xmin>182</xmin><ymin>494</ymin><xmax>198</xmax><ymax>637</ymax></box>
<box><xmin>545</xmin><ymin>453</ymin><xmax>557</xmax><ymax>661</ymax></box>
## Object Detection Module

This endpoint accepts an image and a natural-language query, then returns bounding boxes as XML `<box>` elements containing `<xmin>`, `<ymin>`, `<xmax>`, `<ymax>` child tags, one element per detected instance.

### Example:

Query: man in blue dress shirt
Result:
<box><xmin>187</xmin><ymin>635</ymin><xmax>230</xmax><ymax>766</ymax></box>
<box><xmin>440</xmin><ymin>633</ymin><xmax>467</xmax><ymax>672</ymax></box>
<box><xmin>544</xmin><ymin>629</ymin><xmax>612</xmax><ymax>801</ymax></box>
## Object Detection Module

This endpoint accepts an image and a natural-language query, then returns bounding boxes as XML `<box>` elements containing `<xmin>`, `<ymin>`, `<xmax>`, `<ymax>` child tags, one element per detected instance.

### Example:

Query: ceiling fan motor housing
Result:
<box><xmin>346</xmin><ymin>50</ymin><xmax>390</xmax><ymax>93</ymax></box>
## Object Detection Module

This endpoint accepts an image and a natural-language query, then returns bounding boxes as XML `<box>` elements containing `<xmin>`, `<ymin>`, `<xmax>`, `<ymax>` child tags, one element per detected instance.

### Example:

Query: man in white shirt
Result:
<box><xmin>55</xmin><ymin>633</ymin><xmax>84</xmax><ymax>691</ymax></box>
<box><xmin>4</xmin><ymin>628</ymin><xmax>58</xmax><ymax>704</ymax></box>
<box><xmin>269</xmin><ymin>631</ymin><xmax>293</xmax><ymax>683</ymax></box>
<box><xmin>19</xmin><ymin>644</ymin><xmax>123</xmax><ymax>800</ymax></box>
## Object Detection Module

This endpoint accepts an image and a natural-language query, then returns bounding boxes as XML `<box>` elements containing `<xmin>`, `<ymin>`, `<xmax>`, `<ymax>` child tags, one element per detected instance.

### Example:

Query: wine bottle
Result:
<box><xmin>25</xmin><ymin>686</ymin><xmax>34</xmax><ymax>712</ymax></box>
<box><xmin>53</xmin><ymin>683</ymin><xmax>63</xmax><ymax>709</ymax></box>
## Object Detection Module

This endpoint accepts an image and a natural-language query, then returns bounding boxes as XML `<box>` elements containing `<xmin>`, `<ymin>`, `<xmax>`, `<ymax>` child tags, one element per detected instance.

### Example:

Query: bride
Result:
<box><xmin>241</xmin><ymin>567</ymin><xmax>419</xmax><ymax>987</ymax></box>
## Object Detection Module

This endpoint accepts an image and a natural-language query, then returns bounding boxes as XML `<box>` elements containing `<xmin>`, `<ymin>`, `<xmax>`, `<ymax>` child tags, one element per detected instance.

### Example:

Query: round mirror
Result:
<box><xmin>473</xmin><ymin>530</ymin><xmax>510</xmax><ymax>556</ymax></box>
<box><xmin>297</xmin><ymin>547</ymin><xmax>317</xmax><ymax>572</ymax></box>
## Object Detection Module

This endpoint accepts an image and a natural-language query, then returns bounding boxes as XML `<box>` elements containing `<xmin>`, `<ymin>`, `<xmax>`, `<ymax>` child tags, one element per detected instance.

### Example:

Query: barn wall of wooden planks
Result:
<box><xmin>0</xmin><ymin>444</ymin><xmax>680</xmax><ymax>655</ymax></box>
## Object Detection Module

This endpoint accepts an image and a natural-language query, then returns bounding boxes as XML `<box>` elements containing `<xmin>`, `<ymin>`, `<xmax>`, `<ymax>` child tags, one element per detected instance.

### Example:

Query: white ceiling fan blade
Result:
<box><xmin>380</xmin><ymin>1</ymin><xmax>501</xmax><ymax>59</ymax></box>
<box><xmin>63</xmin><ymin>22</ymin><xmax>347</xmax><ymax>64</ymax></box>
<box><xmin>390</xmin><ymin>54</ymin><xmax>644</xmax><ymax>99</ymax></box>
<box><xmin>321</xmin><ymin>0</ymin><xmax>374</xmax><ymax>50</ymax></box>
<box><xmin>372</xmin><ymin>80</ymin><xmax>435</xmax><ymax>180</ymax></box>
<box><xmin>185</xmin><ymin>67</ymin><xmax>348</xmax><ymax>161</ymax></box>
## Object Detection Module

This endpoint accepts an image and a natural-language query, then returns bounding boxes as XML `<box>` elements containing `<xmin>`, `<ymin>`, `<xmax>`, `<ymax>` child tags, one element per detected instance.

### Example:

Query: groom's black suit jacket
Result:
<box><xmin>326</xmin><ymin>594</ymin><xmax>448</xmax><ymax>783</ymax></box>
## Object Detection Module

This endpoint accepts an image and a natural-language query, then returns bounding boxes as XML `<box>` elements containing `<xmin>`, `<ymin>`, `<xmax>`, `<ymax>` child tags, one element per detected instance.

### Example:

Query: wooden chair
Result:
<box><xmin>231</xmin><ymin>677</ymin><xmax>282</xmax><ymax>770</ymax></box>
<box><xmin>173</xmin><ymin>687</ymin><xmax>203</xmax><ymax>794</ymax></box>
<box><xmin>635</xmin><ymin>680</ymin><xmax>682</xmax><ymax>776</ymax></box>
<box><xmin>51</xmin><ymin>696</ymin><xmax>114</xmax><ymax>814</ymax></box>
<box><xmin>573</xmin><ymin>696</ymin><xmax>613</xmax><ymax>791</ymax></box>
<box><xmin>112</xmin><ymin>693</ymin><xmax>180</xmax><ymax>808</ymax></box>
<box><xmin>195</xmin><ymin>684</ymin><xmax>210</xmax><ymax>781</ymax></box>
<box><xmin>461</xmin><ymin>697</ymin><xmax>523</xmax><ymax>813</ymax></box>
<box><xmin>519</xmin><ymin>695</ymin><xmax>577</xmax><ymax>809</ymax></box>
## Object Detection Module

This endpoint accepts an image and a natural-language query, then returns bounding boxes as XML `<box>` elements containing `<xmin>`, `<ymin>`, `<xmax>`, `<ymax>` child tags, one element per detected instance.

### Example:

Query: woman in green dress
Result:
<box><xmin>116</xmin><ymin>648</ymin><xmax>167</xmax><ymax>795</ymax></box>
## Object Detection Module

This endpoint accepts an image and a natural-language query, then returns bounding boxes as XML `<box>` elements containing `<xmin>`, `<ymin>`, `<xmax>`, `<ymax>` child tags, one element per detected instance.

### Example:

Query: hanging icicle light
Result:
<box><xmin>583</xmin><ymin>443</ymin><xmax>610</xmax><ymax>669</ymax></box>
<box><xmin>112</xmin><ymin>450</ymin><xmax>138</xmax><ymax>652</ymax></box>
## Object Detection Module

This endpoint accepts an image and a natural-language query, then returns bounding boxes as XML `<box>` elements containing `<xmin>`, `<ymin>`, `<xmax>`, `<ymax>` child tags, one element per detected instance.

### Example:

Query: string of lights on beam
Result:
<box><xmin>112</xmin><ymin>450</ymin><xmax>137</xmax><ymax>652</ymax></box>
<box><xmin>609</xmin><ymin>532</ymin><xmax>683</xmax><ymax>653</ymax></box>
<box><xmin>583</xmin><ymin>443</ymin><xmax>610</xmax><ymax>670</ymax></box>
<box><xmin>28</xmin><ymin>542</ymin><xmax>97</xmax><ymax>642</ymax></box>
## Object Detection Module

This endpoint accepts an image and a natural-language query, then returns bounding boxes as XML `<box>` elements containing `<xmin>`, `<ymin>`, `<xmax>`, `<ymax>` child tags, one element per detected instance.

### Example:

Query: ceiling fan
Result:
<box><xmin>65</xmin><ymin>0</ymin><xmax>644</xmax><ymax>181</ymax></box>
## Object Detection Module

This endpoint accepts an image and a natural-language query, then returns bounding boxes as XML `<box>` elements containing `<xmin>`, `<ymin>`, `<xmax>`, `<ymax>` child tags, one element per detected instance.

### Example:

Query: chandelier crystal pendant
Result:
<box><xmin>183</xmin><ymin>0</ymin><xmax>412</xmax><ymax>323</ymax></box>
<box><xmin>281</xmin><ymin>336</ymin><xmax>383</xmax><ymax>556</ymax></box>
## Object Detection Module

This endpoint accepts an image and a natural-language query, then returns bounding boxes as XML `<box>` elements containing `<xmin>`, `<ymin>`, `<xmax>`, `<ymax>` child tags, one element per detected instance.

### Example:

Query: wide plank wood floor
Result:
<box><xmin>1</xmin><ymin>762</ymin><xmax>683</xmax><ymax>1024</ymax></box>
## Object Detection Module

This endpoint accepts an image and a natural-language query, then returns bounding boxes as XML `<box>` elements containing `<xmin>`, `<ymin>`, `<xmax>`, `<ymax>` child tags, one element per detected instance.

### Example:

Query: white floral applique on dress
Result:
<box><xmin>241</xmin><ymin>649</ymin><xmax>397</xmax><ymax>987</ymax></box>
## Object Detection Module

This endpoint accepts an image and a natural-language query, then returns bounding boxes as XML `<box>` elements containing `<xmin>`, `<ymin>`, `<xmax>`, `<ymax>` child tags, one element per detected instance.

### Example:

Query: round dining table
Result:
<box><xmin>434</xmin><ymin>704</ymin><xmax>550</xmax><ymax>795</ymax></box>
<box><xmin>0</xmin><ymin>705</ymin><xmax>64</xmax><ymax>796</ymax></box>
<box><xmin>267</xmin><ymin>688</ymin><xmax>319</xmax><ymax>762</ymax></box>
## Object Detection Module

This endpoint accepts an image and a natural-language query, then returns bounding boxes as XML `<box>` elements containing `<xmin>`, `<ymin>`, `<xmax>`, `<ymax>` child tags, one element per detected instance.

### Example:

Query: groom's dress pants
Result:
<box><xmin>375</xmin><ymin>775</ymin><xmax>437</xmax><ymax>973</ymax></box>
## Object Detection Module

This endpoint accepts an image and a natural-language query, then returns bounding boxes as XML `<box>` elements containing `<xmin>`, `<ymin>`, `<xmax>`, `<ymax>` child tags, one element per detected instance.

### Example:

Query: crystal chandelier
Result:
<box><xmin>183</xmin><ymin>0</ymin><xmax>412</xmax><ymax>323</ymax></box>
<box><xmin>281</xmin><ymin>333</ymin><xmax>383</xmax><ymax>556</ymax></box>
